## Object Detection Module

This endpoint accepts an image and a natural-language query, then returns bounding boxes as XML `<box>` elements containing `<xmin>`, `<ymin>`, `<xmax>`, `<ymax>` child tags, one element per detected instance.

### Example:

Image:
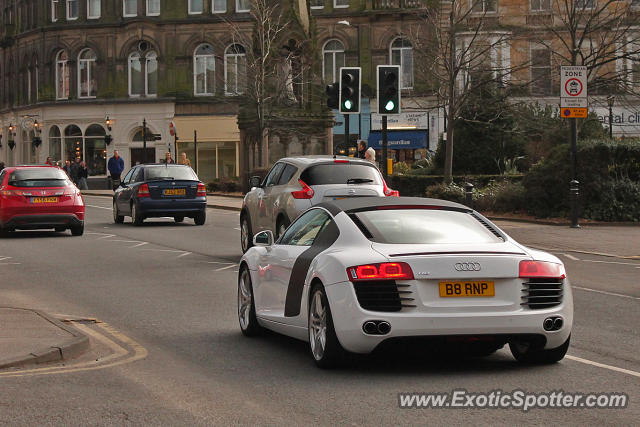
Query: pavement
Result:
<box><xmin>0</xmin><ymin>307</ymin><xmax>88</xmax><ymax>369</ymax></box>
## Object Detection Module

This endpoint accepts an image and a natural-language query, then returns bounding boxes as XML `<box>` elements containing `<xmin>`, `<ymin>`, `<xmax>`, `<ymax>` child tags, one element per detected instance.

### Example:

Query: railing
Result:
<box><xmin>374</xmin><ymin>0</ymin><xmax>428</xmax><ymax>10</ymax></box>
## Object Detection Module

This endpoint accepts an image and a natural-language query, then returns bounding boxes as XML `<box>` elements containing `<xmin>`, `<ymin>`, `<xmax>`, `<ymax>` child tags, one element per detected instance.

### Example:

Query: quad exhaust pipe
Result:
<box><xmin>362</xmin><ymin>320</ymin><xmax>391</xmax><ymax>335</ymax></box>
<box><xmin>543</xmin><ymin>316</ymin><xmax>563</xmax><ymax>331</ymax></box>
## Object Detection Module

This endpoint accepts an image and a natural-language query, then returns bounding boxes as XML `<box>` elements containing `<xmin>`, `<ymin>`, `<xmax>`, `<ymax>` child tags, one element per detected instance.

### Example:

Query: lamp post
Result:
<box><xmin>105</xmin><ymin>116</ymin><xmax>113</xmax><ymax>146</ymax></box>
<box><xmin>607</xmin><ymin>95</ymin><xmax>615</xmax><ymax>140</ymax></box>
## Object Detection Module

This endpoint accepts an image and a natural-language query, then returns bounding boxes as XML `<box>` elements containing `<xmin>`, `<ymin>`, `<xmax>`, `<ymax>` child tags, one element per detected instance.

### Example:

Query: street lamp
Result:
<box><xmin>607</xmin><ymin>96</ymin><xmax>615</xmax><ymax>139</ymax></box>
<box><xmin>105</xmin><ymin>116</ymin><xmax>113</xmax><ymax>145</ymax></box>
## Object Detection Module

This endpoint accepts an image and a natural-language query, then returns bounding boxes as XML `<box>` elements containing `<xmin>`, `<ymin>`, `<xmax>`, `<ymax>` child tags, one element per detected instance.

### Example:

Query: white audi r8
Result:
<box><xmin>237</xmin><ymin>197</ymin><xmax>573</xmax><ymax>368</ymax></box>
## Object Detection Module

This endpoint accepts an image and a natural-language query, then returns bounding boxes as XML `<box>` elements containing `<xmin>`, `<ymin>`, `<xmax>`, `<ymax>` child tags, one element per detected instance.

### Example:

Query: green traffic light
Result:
<box><xmin>344</xmin><ymin>99</ymin><xmax>353</xmax><ymax>110</ymax></box>
<box><xmin>385</xmin><ymin>100</ymin><xmax>395</xmax><ymax>111</ymax></box>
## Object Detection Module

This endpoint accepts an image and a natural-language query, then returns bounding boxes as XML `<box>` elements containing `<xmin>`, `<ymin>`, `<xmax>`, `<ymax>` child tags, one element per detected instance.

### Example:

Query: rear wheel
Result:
<box><xmin>70</xmin><ymin>223</ymin><xmax>84</xmax><ymax>236</ymax></box>
<box><xmin>510</xmin><ymin>335</ymin><xmax>570</xmax><ymax>364</ymax></box>
<box><xmin>240</xmin><ymin>214</ymin><xmax>253</xmax><ymax>253</ymax></box>
<box><xmin>238</xmin><ymin>266</ymin><xmax>261</xmax><ymax>336</ymax></box>
<box><xmin>194</xmin><ymin>211</ymin><xmax>206</xmax><ymax>226</ymax></box>
<box><xmin>113</xmin><ymin>201</ymin><xmax>124</xmax><ymax>224</ymax></box>
<box><xmin>308</xmin><ymin>283</ymin><xmax>345</xmax><ymax>368</ymax></box>
<box><xmin>174</xmin><ymin>216</ymin><xmax>184</xmax><ymax>223</ymax></box>
<box><xmin>131</xmin><ymin>202</ymin><xmax>144</xmax><ymax>226</ymax></box>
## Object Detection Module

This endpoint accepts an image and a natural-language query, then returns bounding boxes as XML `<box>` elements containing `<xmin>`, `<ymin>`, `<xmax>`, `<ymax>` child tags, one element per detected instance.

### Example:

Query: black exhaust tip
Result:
<box><xmin>543</xmin><ymin>318</ymin><xmax>555</xmax><ymax>331</ymax></box>
<box><xmin>363</xmin><ymin>321</ymin><xmax>378</xmax><ymax>334</ymax></box>
<box><xmin>553</xmin><ymin>317</ymin><xmax>563</xmax><ymax>330</ymax></box>
<box><xmin>377</xmin><ymin>321</ymin><xmax>391</xmax><ymax>335</ymax></box>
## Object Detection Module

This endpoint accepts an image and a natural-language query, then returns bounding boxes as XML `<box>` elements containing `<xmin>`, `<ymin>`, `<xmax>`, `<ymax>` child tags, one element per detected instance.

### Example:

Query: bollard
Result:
<box><xmin>465</xmin><ymin>183</ymin><xmax>474</xmax><ymax>209</ymax></box>
<box><xmin>570</xmin><ymin>180</ymin><xmax>580</xmax><ymax>228</ymax></box>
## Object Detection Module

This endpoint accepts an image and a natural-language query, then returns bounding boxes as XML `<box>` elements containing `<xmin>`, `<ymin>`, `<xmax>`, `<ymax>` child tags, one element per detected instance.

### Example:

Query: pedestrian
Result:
<box><xmin>77</xmin><ymin>161</ymin><xmax>89</xmax><ymax>190</ymax></box>
<box><xmin>45</xmin><ymin>156</ymin><xmax>53</xmax><ymax>166</ymax></box>
<box><xmin>63</xmin><ymin>160</ymin><xmax>72</xmax><ymax>176</ymax></box>
<box><xmin>162</xmin><ymin>151</ymin><xmax>175</xmax><ymax>164</ymax></box>
<box><xmin>357</xmin><ymin>140</ymin><xmax>367</xmax><ymax>159</ymax></box>
<box><xmin>179</xmin><ymin>152</ymin><xmax>191</xmax><ymax>167</ymax></box>
<box><xmin>70</xmin><ymin>157</ymin><xmax>81</xmax><ymax>185</ymax></box>
<box><xmin>108</xmin><ymin>149</ymin><xmax>125</xmax><ymax>190</ymax></box>
<box><xmin>364</xmin><ymin>146</ymin><xmax>376</xmax><ymax>165</ymax></box>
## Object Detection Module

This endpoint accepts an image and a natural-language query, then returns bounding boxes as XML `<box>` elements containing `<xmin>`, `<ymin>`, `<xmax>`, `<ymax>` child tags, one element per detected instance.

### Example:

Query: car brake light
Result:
<box><xmin>382</xmin><ymin>179</ymin><xmax>399</xmax><ymax>197</ymax></box>
<box><xmin>334</xmin><ymin>159</ymin><xmax>349</xmax><ymax>163</ymax></box>
<box><xmin>519</xmin><ymin>260</ymin><xmax>566</xmax><ymax>279</ymax></box>
<box><xmin>197</xmin><ymin>183</ymin><xmax>207</xmax><ymax>197</ymax></box>
<box><xmin>137</xmin><ymin>183</ymin><xmax>150</xmax><ymax>198</ymax></box>
<box><xmin>347</xmin><ymin>262</ymin><xmax>414</xmax><ymax>282</ymax></box>
<box><xmin>291</xmin><ymin>179</ymin><xmax>314</xmax><ymax>199</ymax></box>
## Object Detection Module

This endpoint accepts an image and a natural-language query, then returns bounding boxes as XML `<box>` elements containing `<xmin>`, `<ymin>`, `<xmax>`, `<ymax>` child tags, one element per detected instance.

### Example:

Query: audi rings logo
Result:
<box><xmin>454</xmin><ymin>262</ymin><xmax>482</xmax><ymax>271</ymax></box>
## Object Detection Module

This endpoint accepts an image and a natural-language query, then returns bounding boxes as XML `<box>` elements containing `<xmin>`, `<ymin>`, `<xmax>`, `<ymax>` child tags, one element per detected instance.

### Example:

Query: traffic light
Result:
<box><xmin>377</xmin><ymin>65</ymin><xmax>401</xmax><ymax>115</ymax></box>
<box><xmin>339</xmin><ymin>67</ymin><xmax>361</xmax><ymax>114</ymax></box>
<box><xmin>326</xmin><ymin>82</ymin><xmax>339</xmax><ymax>109</ymax></box>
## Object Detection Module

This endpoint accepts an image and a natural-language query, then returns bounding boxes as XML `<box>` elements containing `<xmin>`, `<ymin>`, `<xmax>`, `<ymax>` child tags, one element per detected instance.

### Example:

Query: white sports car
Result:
<box><xmin>237</xmin><ymin>197</ymin><xmax>573</xmax><ymax>368</ymax></box>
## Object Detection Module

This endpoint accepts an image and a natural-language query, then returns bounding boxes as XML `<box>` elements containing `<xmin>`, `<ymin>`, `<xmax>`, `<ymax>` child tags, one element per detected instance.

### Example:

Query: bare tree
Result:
<box><xmin>411</xmin><ymin>0</ymin><xmax>517</xmax><ymax>183</ymax></box>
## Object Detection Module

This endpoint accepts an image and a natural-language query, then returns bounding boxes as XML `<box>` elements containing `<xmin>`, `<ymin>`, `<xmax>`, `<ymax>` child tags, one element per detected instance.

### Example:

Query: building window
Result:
<box><xmin>85</xmin><ymin>124</ymin><xmax>107</xmax><ymax>176</ymax></box>
<box><xmin>51</xmin><ymin>0</ymin><xmax>59</xmax><ymax>21</ymax></box>
<box><xmin>390</xmin><ymin>38</ymin><xmax>413</xmax><ymax>89</ymax></box>
<box><xmin>123</xmin><ymin>0</ymin><xmax>137</xmax><ymax>16</ymax></box>
<box><xmin>310</xmin><ymin>0</ymin><xmax>324</xmax><ymax>8</ymax></box>
<box><xmin>128</xmin><ymin>50</ymin><xmax>158</xmax><ymax>97</ymax></box>
<box><xmin>322</xmin><ymin>40</ymin><xmax>344</xmax><ymax>83</ymax></box>
<box><xmin>236</xmin><ymin>0</ymin><xmax>250</xmax><ymax>12</ymax></box>
<box><xmin>531</xmin><ymin>44</ymin><xmax>551</xmax><ymax>95</ymax></box>
<box><xmin>225</xmin><ymin>44</ymin><xmax>246</xmax><ymax>95</ymax></box>
<box><xmin>49</xmin><ymin>126</ymin><xmax>62</xmax><ymax>162</ymax></box>
<box><xmin>212</xmin><ymin>0</ymin><xmax>226</xmax><ymax>13</ymax></box>
<box><xmin>147</xmin><ymin>0</ymin><xmax>160</xmax><ymax>15</ymax></box>
<box><xmin>66</xmin><ymin>0</ymin><xmax>78</xmax><ymax>19</ymax></box>
<box><xmin>530</xmin><ymin>0</ymin><xmax>550</xmax><ymax>11</ymax></box>
<box><xmin>334</xmin><ymin>0</ymin><xmax>348</xmax><ymax>7</ymax></box>
<box><xmin>55</xmin><ymin>51</ymin><xmax>69</xmax><ymax>100</ymax></box>
<box><xmin>575</xmin><ymin>0</ymin><xmax>595</xmax><ymax>8</ymax></box>
<box><xmin>471</xmin><ymin>0</ymin><xmax>497</xmax><ymax>13</ymax></box>
<box><xmin>194</xmin><ymin>44</ymin><xmax>215</xmax><ymax>96</ymax></box>
<box><xmin>146</xmin><ymin>52</ymin><xmax>158</xmax><ymax>96</ymax></box>
<box><xmin>87</xmin><ymin>0</ymin><xmax>100</xmax><ymax>18</ymax></box>
<box><xmin>189</xmin><ymin>0</ymin><xmax>203</xmax><ymax>14</ymax></box>
<box><xmin>33</xmin><ymin>59</ymin><xmax>39</xmax><ymax>101</ymax></box>
<box><xmin>129</xmin><ymin>52</ymin><xmax>143</xmax><ymax>96</ymax></box>
<box><xmin>78</xmin><ymin>49</ymin><xmax>97</xmax><ymax>98</ymax></box>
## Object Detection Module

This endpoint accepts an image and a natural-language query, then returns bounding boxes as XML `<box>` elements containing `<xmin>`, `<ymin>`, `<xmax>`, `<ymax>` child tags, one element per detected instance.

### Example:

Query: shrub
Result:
<box><xmin>425</xmin><ymin>182</ymin><xmax>466</xmax><ymax>204</ymax></box>
<box><xmin>388</xmin><ymin>174</ymin><xmax>524</xmax><ymax>197</ymax></box>
<box><xmin>473</xmin><ymin>181</ymin><xmax>527</xmax><ymax>213</ymax></box>
<box><xmin>392</xmin><ymin>161</ymin><xmax>411</xmax><ymax>175</ymax></box>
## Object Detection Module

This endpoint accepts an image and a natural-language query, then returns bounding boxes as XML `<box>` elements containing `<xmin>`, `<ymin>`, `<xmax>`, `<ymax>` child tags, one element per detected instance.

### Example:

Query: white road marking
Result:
<box><xmin>107</xmin><ymin>239</ymin><xmax>142</xmax><ymax>244</ymax></box>
<box><xmin>562</xmin><ymin>253</ymin><xmax>580</xmax><ymax>261</ymax></box>
<box><xmin>97</xmin><ymin>234</ymin><xmax>116</xmax><ymax>240</ymax></box>
<box><xmin>214</xmin><ymin>264</ymin><xmax>237</xmax><ymax>272</ymax></box>
<box><xmin>581</xmin><ymin>259</ymin><xmax>640</xmax><ymax>267</ymax></box>
<box><xmin>86</xmin><ymin>232</ymin><xmax>113</xmax><ymax>236</ymax></box>
<box><xmin>85</xmin><ymin>204</ymin><xmax>112</xmax><ymax>210</ymax></box>
<box><xmin>0</xmin><ymin>256</ymin><xmax>11</xmax><ymax>262</ymax></box>
<box><xmin>130</xmin><ymin>242</ymin><xmax>148</xmax><ymax>248</ymax></box>
<box><xmin>566</xmin><ymin>355</ymin><xmax>640</xmax><ymax>379</ymax></box>
<box><xmin>141</xmin><ymin>249</ymin><xmax>185</xmax><ymax>253</ymax></box>
<box><xmin>0</xmin><ymin>263</ymin><xmax>21</xmax><ymax>265</ymax></box>
<box><xmin>204</xmin><ymin>261</ymin><xmax>235</xmax><ymax>265</ymax></box>
<box><xmin>176</xmin><ymin>252</ymin><xmax>192</xmax><ymax>259</ymax></box>
<box><xmin>233</xmin><ymin>227</ymin><xmax>241</xmax><ymax>231</ymax></box>
<box><xmin>573</xmin><ymin>286</ymin><xmax>640</xmax><ymax>301</ymax></box>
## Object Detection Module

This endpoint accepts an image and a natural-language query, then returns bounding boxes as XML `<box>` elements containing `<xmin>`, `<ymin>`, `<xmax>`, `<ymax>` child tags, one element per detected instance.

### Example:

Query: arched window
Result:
<box><xmin>194</xmin><ymin>44</ymin><xmax>215</xmax><ymax>96</ymax></box>
<box><xmin>85</xmin><ymin>124</ymin><xmax>107</xmax><ymax>176</ymax></box>
<box><xmin>32</xmin><ymin>57</ymin><xmax>38</xmax><ymax>102</ymax></box>
<box><xmin>390</xmin><ymin>38</ymin><xmax>413</xmax><ymax>89</ymax></box>
<box><xmin>224</xmin><ymin>44</ymin><xmax>246</xmax><ymax>95</ymax></box>
<box><xmin>146</xmin><ymin>51</ymin><xmax>158</xmax><ymax>96</ymax></box>
<box><xmin>129</xmin><ymin>49</ymin><xmax>157</xmax><ymax>97</ymax></box>
<box><xmin>129</xmin><ymin>52</ymin><xmax>143</xmax><ymax>96</ymax></box>
<box><xmin>322</xmin><ymin>39</ymin><xmax>344</xmax><ymax>83</ymax></box>
<box><xmin>49</xmin><ymin>125</ymin><xmax>62</xmax><ymax>162</ymax></box>
<box><xmin>55</xmin><ymin>50</ymin><xmax>69</xmax><ymax>99</ymax></box>
<box><xmin>78</xmin><ymin>48</ymin><xmax>97</xmax><ymax>98</ymax></box>
<box><xmin>64</xmin><ymin>124</ymin><xmax>82</xmax><ymax>162</ymax></box>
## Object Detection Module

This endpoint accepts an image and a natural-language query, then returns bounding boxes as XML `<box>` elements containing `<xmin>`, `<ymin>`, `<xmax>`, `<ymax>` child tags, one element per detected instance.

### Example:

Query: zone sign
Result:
<box><xmin>561</xmin><ymin>66</ymin><xmax>587</xmax><ymax>108</ymax></box>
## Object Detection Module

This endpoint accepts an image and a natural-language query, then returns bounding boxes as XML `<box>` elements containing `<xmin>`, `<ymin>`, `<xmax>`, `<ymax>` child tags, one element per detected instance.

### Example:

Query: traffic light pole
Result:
<box><xmin>344</xmin><ymin>114</ymin><xmax>350</xmax><ymax>154</ymax></box>
<box><xmin>142</xmin><ymin>118</ymin><xmax>147</xmax><ymax>164</ymax></box>
<box><xmin>382</xmin><ymin>116</ymin><xmax>388</xmax><ymax>178</ymax></box>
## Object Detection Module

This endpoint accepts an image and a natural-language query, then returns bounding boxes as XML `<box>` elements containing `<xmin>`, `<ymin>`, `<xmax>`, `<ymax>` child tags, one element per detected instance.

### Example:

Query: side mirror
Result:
<box><xmin>253</xmin><ymin>230</ymin><xmax>274</xmax><ymax>247</ymax></box>
<box><xmin>249</xmin><ymin>176</ymin><xmax>262</xmax><ymax>188</ymax></box>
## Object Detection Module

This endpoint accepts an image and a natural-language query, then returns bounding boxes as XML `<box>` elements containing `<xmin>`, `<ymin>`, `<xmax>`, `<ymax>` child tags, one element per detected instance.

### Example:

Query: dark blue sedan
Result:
<box><xmin>113</xmin><ymin>164</ymin><xmax>207</xmax><ymax>226</ymax></box>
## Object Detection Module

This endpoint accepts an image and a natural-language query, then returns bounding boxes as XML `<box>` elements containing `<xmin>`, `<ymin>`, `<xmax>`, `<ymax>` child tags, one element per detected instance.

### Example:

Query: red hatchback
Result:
<box><xmin>0</xmin><ymin>166</ymin><xmax>85</xmax><ymax>236</ymax></box>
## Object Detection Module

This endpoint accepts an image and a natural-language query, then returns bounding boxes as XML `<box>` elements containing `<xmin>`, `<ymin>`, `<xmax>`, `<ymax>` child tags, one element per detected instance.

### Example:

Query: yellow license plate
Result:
<box><xmin>439</xmin><ymin>281</ymin><xmax>495</xmax><ymax>298</ymax></box>
<box><xmin>31</xmin><ymin>197</ymin><xmax>58</xmax><ymax>203</ymax></box>
<box><xmin>164</xmin><ymin>188</ymin><xmax>186</xmax><ymax>196</ymax></box>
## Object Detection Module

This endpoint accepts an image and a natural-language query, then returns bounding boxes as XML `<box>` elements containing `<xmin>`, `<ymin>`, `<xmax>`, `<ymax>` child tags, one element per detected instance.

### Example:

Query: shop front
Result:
<box><xmin>173</xmin><ymin>115</ymin><xmax>240</xmax><ymax>184</ymax></box>
<box><xmin>367</xmin><ymin>130</ymin><xmax>429</xmax><ymax>163</ymax></box>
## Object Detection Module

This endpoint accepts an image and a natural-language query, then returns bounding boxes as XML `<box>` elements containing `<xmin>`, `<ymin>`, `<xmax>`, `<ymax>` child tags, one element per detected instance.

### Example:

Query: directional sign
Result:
<box><xmin>561</xmin><ymin>66</ymin><xmax>587</xmax><ymax>109</ymax></box>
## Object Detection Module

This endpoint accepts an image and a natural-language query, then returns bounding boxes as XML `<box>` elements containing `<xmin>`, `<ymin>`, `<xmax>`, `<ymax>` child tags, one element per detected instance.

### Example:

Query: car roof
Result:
<box><xmin>137</xmin><ymin>163</ymin><xmax>191</xmax><ymax>167</ymax></box>
<box><xmin>277</xmin><ymin>155</ymin><xmax>373</xmax><ymax>167</ymax></box>
<box><xmin>319</xmin><ymin>196</ymin><xmax>471</xmax><ymax>215</ymax></box>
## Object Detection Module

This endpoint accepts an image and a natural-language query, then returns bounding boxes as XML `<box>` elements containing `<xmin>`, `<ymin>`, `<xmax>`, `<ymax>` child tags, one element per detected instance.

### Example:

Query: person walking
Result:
<box><xmin>70</xmin><ymin>157</ymin><xmax>81</xmax><ymax>185</ymax></box>
<box><xmin>162</xmin><ymin>151</ymin><xmax>175</xmax><ymax>164</ymax></box>
<box><xmin>63</xmin><ymin>160</ymin><xmax>72</xmax><ymax>176</ymax></box>
<box><xmin>77</xmin><ymin>161</ymin><xmax>89</xmax><ymax>190</ymax></box>
<box><xmin>45</xmin><ymin>156</ymin><xmax>53</xmax><ymax>166</ymax></box>
<box><xmin>179</xmin><ymin>152</ymin><xmax>191</xmax><ymax>167</ymax></box>
<box><xmin>357</xmin><ymin>140</ymin><xmax>367</xmax><ymax>159</ymax></box>
<box><xmin>108</xmin><ymin>150</ymin><xmax>125</xmax><ymax>190</ymax></box>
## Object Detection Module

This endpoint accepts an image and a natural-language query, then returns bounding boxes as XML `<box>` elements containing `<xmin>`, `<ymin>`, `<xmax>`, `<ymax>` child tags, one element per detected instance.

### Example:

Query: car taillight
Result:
<box><xmin>334</xmin><ymin>159</ymin><xmax>349</xmax><ymax>163</ymax></box>
<box><xmin>519</xmin><ymin>260</ymin><xmax>566</xmax><ymax>279</ymax></box>
<box><xmin>291</xmin><ymin>179</ymin><xmax>314</xmax><ymax>199</ymax></box>
<box><xmin>347</xmin><ymin>262</ymin><xmax>414</xmax><ymax>282</ymax></box>
<box><xmin>382</xmin><ymin>179</ymin><xmax>399</xmax><ymax>197</ymax></box>
<box><xmin>197</xmin><ymin>183</ymin><xmax>207</xmax><ymax>197</ymax></box>
<box><xmin>137</xmin><ymin>183</ymin><xmax>150</xmax><ymax>198</ymax></box>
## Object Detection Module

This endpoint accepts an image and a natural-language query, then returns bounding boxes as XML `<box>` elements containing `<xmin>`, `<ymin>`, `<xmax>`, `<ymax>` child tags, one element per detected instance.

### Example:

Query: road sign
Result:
<box><xmin>561</xmin><ymin>66</ymin><xmax>588</xmax><ymax>109</ymax></box>
<box><xmin>561</xmin><ymin>108</ymin><xmax>588</xmax><ymax>119</ymax></box>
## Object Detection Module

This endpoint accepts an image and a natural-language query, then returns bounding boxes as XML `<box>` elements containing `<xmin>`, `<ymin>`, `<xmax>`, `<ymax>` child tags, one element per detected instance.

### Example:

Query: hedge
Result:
<box><xmin>387</xmin><ymin>174</ymin><xmax>524</xmax><ymax>197</ymax></box>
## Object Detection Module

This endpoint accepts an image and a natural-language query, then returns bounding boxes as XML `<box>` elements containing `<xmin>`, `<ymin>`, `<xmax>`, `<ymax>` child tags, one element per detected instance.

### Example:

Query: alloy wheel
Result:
<box><xmin>309</xmin><ymin>290</ymin><xmax>327</xmax><ymax>361</ymax></box>
<box><xmin>241</xmin><ymin>220</ymin><xmax>249</xmax><ymax>252</ymax></box>
<box><xmin>238</xmin><ymin>270</ymin><xmax>252</xmax><ymax>331</ymax></box>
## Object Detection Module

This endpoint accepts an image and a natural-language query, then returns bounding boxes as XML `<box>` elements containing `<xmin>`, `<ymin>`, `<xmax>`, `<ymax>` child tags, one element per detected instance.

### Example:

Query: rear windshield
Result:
<box><xmin>300</xmin><ymin>163</ymin><xmax>382</xmax><ymax>186</ymax></box>
<box><xmin>145</xmin><ymin>166</ymin><xmax>198</xmax><ymax>181</ymax></box>
<box><xmin>352</xmin><ymin>209</ymin><xmax>503</xmax><ymax>244</ymax></box>
<box><xmin>7</xmin><ymin>168</ymin><xmax>71</xmax><ymax>187</ymax></box>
